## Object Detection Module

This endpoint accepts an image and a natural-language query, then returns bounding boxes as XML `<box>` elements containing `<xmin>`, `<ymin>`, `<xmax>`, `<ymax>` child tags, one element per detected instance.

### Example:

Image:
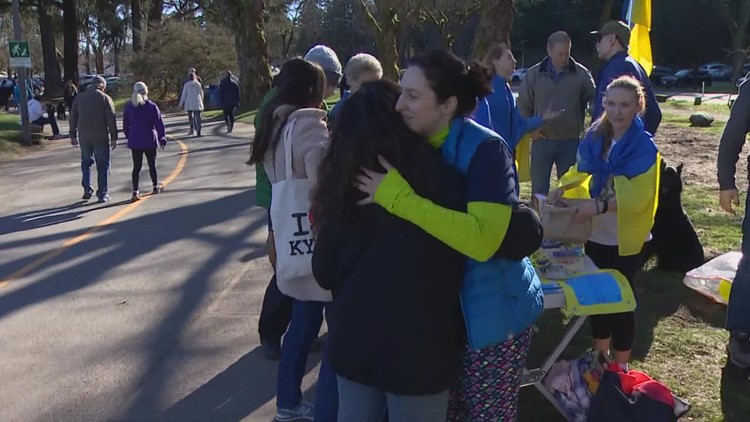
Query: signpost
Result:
<box><xmin>8</xmin><ymin>41</ymin><xmax>31</xmax><ymax>68</ymax></box>
<box><xmin>10</xmin><ymin>0</ymin><xmax>30</xmax><ymax>145</ymax></box>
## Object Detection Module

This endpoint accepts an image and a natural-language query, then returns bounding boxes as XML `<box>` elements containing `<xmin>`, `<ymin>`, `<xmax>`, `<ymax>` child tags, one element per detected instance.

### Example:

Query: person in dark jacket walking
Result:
<box><xmin>591</xmin><ymin>20</ymin><xmax>662</xmax><ymax>135</ymax></box>
<box><xmin>123</xmin><ymin>82</ymin><xmax>166</xmax><ymax>202</ymax></box>
<box><xmin>69</xmin><ymin>76</ymin><xmax>118</xmax><ymax>203</ymax></box>
<box><xmin>717</xmin><ymin>77</ymin><xmax>750</xmax><ymax>369</ymax></box>
<box><xmin>219</xmin><ymin>71</ymin><xmax>240</xmax><ymax>133</ymax></box>
<box><xmin>312</xmin><ymin>79</ymin><xmax>467</xmax><ymax>421</ymax></box>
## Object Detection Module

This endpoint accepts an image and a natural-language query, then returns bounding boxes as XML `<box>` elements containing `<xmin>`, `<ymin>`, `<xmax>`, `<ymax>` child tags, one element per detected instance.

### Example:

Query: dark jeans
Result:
<box><xmin>81</xmin><ymin>143</ymin><xmax>111</xmax><ymax>199</ymax></box>
<box><xmin>585</xmin><ymin>241</ymin><xmax>643</xmax><ymax>352</ymax></box>
<box><xmin>530</xmin><ymin>139</ymin><xmax>579</xmax><ymax>195</ymax></box>
<box><xmin>131</xmin><ymin>148</ymin><xmax>158</xmax><ymax>191</ymax></box>
<box><xmin>32</xmin><ymin>115</ymin><xmax>60</xmax><ymax>135</ymax></box>
<box><xmin>187</xmin><ymin>110</ymin><xmax>202</xmax><ymax>134</ymax></box>
<box><xmin>223</xmin><ymin>106</ymin><xmax>236</xmax><ymax>127</ymax></box>
<box><xmin>277</xmin><ymin>300</ymin><xmax>338</xmax><ymax>420</ymax></box>
<box><xmin>727</xmin><ymin>190</ymin><xmax>750</xmax><ymax>333</ymax></box>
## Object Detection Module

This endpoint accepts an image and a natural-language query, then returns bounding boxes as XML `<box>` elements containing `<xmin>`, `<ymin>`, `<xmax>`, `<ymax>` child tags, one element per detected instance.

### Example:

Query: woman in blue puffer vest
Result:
<box><xmin>356</xmin><ymin>49</ymin><xmax>544</xmax><ymax>421</ymax></box>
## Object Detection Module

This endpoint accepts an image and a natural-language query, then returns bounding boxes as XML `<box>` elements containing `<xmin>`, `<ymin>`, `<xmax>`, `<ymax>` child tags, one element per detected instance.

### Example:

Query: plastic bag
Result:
<box><xmin>683</xmin><ymin>251</ymin><xmax>742</xmax><ymax>305</ymax></box>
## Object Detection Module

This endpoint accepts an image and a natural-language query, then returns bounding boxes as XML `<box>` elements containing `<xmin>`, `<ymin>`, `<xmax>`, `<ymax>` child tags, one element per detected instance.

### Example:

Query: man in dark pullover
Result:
<box><xmin>717</xmin><ymin>79</ymin><xmax>750</xmax><ymax>369</ymax></box>
<box><xmin>591</xmin><ymin>20</ymin><xmax>662</xmax><ymax>135</ymax></box>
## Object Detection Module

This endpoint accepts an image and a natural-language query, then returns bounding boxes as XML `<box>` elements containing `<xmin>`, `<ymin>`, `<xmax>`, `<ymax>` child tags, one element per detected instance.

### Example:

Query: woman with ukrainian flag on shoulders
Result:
<box><xmin>550</xmin><ymin>75</ymin><xmax>660</xmax><ymax>370</ymax></box>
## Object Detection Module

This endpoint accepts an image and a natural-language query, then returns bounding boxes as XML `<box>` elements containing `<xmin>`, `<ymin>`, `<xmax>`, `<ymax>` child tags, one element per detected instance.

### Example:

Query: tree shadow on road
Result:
<box><xmin>0</xmin><ymin>188</ymin><xmax>272</xmax><ymax>419</ymax></box>
<box><xmin>0</xmin><ymin>199</ymin><xmax>130</xmax><ymax>237</ymax></box>
<box><xmin>152</xmin><ymin>347</ymin><xmax>324</xmax><ymax>422</ymax></box>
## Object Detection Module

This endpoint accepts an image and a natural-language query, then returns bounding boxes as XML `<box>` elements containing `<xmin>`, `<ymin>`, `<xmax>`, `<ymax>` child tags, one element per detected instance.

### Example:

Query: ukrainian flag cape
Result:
<box><xmin>559</xmin><ymin>117</ymin><xmax>660</xmax><ymax>256</ymax></box>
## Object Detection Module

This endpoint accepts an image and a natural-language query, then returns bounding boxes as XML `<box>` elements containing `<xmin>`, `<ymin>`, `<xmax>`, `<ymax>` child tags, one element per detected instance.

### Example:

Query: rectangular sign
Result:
<box><xmin>9</xmin><ymin>41</ymin><xmax>31</xmax><ymax>68</ymax></box>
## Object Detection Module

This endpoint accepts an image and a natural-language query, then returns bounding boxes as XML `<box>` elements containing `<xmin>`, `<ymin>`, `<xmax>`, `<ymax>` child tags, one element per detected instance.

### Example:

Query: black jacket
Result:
<box><xmin>312</xmin><ymin>163</ymin><xmax>467</xmax><ymax>396</ymax></box>
<box><xmin>219</xmin><ymin>76</ymin><xmax>240</xmax><ymax>107</ymax></box>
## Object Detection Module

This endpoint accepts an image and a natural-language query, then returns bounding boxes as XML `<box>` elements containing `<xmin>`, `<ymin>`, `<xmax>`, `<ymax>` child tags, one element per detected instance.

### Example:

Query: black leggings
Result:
<box><xmin>131</xmin><ymin>148</ymin><xmax>157</xmax><ymax>191</ymax></box>
<box><xmin>585</xmin><ymin>241</ymin><xmax>643</xmax><ymax>352</ymax></box>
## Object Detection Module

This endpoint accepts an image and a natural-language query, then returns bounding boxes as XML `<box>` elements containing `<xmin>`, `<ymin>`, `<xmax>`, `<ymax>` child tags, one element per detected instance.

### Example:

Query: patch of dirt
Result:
<box><xmin>654</xmin><ymin>124</ymin><xmax>723</xmax><ymax>189</ymax></box>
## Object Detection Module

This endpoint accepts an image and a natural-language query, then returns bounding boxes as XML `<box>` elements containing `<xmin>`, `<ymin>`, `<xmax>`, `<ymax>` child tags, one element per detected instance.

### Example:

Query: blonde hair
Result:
<box><xmin>344</xmin><ymin>53</ymin><xmax>383</xmax><ymax>83</ymax></box>
<box><xmin>593</xmin><ymin>75</ymin><xmax>646</xmax><ymax>154</ymax></box>
<box><xmin>131</xmin><ymin>81</ymin><xmax>149</xmax><ymax>107</ymax></box>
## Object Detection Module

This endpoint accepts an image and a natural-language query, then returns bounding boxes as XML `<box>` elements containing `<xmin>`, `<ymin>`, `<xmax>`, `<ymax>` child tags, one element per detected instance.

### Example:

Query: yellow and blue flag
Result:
<box><xmin>623</xmin><ymin>0</ymin><xmax>653</xmax><ymax>75</ymax></box>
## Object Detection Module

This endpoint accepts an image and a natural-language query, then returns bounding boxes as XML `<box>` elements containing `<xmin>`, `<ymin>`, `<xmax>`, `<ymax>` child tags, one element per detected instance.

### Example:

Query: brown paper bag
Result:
<box><xmin>541</xmin><ymin>204</ymin><xmax>592</xmax><ymax>243</ymax></box>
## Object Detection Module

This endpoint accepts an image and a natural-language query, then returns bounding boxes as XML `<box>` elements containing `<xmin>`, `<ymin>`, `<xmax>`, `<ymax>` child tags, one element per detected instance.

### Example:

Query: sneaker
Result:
<box><xmin>49</xmin><ymin>134</ymin><xmax>66</xmax><ymax>140</ymax></box>
<box><xmin>188</xmin><ymin>130</ymin><xmax>194</xmax><ymax>136</ymax></box>
<box><xmin>152</xmin><ymin>184</ymin><xmax>163</xmax><ymax>194</ymax></box>
<box><xmin>196</xmin><ymin>132</ymin><xmax>202</xmax><ymax>138</ymax></box>
<box><xmin>131</xmin><ymin>191</ymin><xmax>141</xmax><ymax>202</ymax></box>
<box><xmin>727</xmin><ymin>332</ymin><xmax>750</xmax><ymax>368</ymax></box>
<box><xmin>275</xmin><ymin>400</ymin><xmax>314</xmax><ymax>422</ymax></box>
<box><xmin>262</xmin><ymin>342</ymin><xmax>281</xmax><ymax>360</ymax></box>
<box><xmin>97</xmin><ymin>194</ymin><xmax>111</xmax><ymax>204</ymax></box>
<box><xmin>82</xmin><ymin>191</ymin><xmax>93</xmax><ymax>200</ymax></box>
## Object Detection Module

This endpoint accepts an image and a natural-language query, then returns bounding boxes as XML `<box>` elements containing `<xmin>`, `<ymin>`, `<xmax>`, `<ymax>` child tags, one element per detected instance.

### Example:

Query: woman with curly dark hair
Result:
<box><xmin>311</xmin><ymin>79</ymin><xmax>467</xmax><ymax>421</ymax></box>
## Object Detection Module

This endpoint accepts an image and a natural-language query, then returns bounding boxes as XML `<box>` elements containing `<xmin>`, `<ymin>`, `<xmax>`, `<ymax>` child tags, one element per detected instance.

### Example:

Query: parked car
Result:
<box><xmin>649</xmin><ymin>66</ymin><xmax>673</xmax><ymax>85</ymax></box>
<box><xmin>661</xmin><ymin>69</ymin><xmax>712</xmax><ymax>88</ymax></box>
<box><xmin>511</xmin><ymin>68</ymin><xmax>527</xmax><ymax>84</ymax></box>
<box><xmin>699</xmin><ymin>63</ymin><xmax>731</xmax><ymax>80</ymax></box>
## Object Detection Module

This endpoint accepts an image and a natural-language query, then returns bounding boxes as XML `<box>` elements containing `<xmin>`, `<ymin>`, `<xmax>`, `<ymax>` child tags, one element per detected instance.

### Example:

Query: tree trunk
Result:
<box><xmin>718</xmin><ymin>0</ymin><xmax>750</xmax><ymax>82</ymax></box>
<box><xmin>600</xmin><ymin>0</ymin><xmax>615</xmax><ymax>27</ymax></box>
<box><xmin>216</xmin><ymin>0</ymin><xmax>273</xmax><ymax>107</ymax></box>
<box><xmin>114</xmin><ymin>42</ymin><xmax>121</xmax><ymax>75</ymax></box>
<box><xmin>472</xmin><ymin>0</ymin><xmax>513</xmax><ymax>59</ymax></box>
<box><xmin>148</xmin><ymin>0</ymin><xmax>163</xmax><ymax>29</ymax></box>
<box><xmin>131</xmin><ymin>0</ymin><xmax>142</xmax><ymax>53</ymax></box>
<box><xmin>62</xmin><ymin>0</ymin><xmax>79</xmax><ymax>85</ymax></box>
<box><xmin>37</xmin><ymin>0</ymin><xmax>63</xmax><ymax>97</ymax></box>
<box><xmin>234</xmin><ymin>13</ymin><xmax>273</xmax><ymax>106</ymax></box>
<box><xmin>357</xmin><ymin>0</ymin><xmax>403</xmax><ymax>81</ymax></box>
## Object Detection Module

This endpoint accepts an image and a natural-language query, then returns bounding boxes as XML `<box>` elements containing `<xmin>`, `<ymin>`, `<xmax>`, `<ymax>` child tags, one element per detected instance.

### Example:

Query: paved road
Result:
<box><xmin>0</xmin><ymin>113</ymin><xmax>321</xmax><ymax>421</ymax></box>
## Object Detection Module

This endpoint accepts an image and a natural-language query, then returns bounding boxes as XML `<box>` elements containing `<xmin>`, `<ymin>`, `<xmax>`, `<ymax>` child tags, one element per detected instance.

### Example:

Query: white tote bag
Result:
<box><xmin>270</xmin><ymin>119</ymin><xmax>318</xmax><ymax>299</ymax></box>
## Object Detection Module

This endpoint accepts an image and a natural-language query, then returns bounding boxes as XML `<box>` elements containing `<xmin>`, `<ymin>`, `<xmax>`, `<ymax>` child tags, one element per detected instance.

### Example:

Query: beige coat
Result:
<box><xmin>263</xmin><ymin>104</ymin><xmax>331</xmax><ymax>302</ymax></box>
<box><xmin>179</xmin><ymin>80</ymin><xmax>204</xmax><ymax>111</ymax></box>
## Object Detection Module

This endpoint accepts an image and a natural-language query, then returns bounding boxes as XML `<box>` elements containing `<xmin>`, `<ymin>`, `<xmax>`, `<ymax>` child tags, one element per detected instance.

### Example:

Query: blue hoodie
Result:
<box><xmin>593</xmin><ymin>51</ymin><xmax>662</xmax><ymax>135</ymax></box>
<box><xmin>484</xmin><ymin>75</ymin><xmax>543</xmax><ymax>151</ymax></box>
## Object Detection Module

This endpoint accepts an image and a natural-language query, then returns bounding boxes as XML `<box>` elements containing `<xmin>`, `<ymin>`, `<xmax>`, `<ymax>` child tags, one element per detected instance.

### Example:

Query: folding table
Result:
<box><xmin>520</xmin><ymin>256</ymin><xmax>625</xmax><ymax>421</ymax></box>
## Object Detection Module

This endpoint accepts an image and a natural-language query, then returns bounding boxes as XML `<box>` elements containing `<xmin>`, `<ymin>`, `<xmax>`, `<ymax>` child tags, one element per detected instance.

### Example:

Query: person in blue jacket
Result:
<box><xmin>591</xmin><ymin>20</ymin><xmax>662</xmax><ymax>135</ymax></box>
<box><xmin>355</xmin><ymin>49</ymin><xmax>544</xmax><ymax>422</ymax></box>
<box><xmin>481</xmin><ymin>43</ymin><xmax>562</xmax><ymax>150</ymax></box>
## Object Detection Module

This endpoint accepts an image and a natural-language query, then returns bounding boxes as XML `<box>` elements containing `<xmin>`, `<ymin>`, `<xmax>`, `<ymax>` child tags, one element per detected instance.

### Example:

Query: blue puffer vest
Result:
<box><xmin>441</xmin><ymin>117</ymin><xmax>544</xmax><ymax>350</ymax></box>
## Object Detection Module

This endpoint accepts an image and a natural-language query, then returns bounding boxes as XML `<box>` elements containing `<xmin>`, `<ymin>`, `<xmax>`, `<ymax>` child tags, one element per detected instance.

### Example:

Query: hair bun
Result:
<box><xmin>465</xmin><ymin>61</ymin><xmax>493</xmax><ymax>98</ymax></box>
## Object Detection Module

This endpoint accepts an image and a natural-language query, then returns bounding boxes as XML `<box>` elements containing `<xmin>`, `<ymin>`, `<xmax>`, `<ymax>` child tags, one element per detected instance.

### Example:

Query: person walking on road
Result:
<box><xmin>123</xmin><ymin>82</ymin><xmax>166</xmax><ymax>202</ymax></box>
<box><xmin>69</xmin><ymin>76</ymin><xmax>118</xmax><ymax>203</ymax></box>
<box><xmin>219</xmin><ymin>71</ymin><xmax>241</xmax><ymax>133</ymax></box>
<box><xmin>179</xmin><ymin>73</ymin><xmax>204</xmax><ymax>137</ymax></box>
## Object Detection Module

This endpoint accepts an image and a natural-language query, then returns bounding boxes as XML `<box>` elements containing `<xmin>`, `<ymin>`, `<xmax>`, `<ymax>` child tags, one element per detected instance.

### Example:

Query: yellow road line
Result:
<box><xmin>0</xmin><ymin>140</ymin><xmax>189</xmax><ymax>288</ymax></box>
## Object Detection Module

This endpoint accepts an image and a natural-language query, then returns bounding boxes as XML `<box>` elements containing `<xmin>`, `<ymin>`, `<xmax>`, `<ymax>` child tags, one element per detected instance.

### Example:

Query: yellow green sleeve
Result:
<box><xmin>373</xmin><ymin>169</ymin><xmax>511</xmax><ymax>262</ymax></box>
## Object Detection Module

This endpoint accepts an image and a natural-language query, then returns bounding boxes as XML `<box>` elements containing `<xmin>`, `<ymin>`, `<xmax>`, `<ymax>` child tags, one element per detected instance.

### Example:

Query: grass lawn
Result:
<box><xmin>520</xmin><ymin>100</ymin><xmax>750</xmax><ymax>421</ymax></box>
<box><xmin>0</xmin><ymin>113</ymin><xmax>25</xmax><ymax>160</ymax></box>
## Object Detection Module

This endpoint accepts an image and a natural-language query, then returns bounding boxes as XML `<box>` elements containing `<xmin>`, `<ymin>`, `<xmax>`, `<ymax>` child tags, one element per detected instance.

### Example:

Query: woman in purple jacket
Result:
<box><xmin>123</xmin><ymin>82</ymin><xmax>167</xmax><ymax>202</ymax></box>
